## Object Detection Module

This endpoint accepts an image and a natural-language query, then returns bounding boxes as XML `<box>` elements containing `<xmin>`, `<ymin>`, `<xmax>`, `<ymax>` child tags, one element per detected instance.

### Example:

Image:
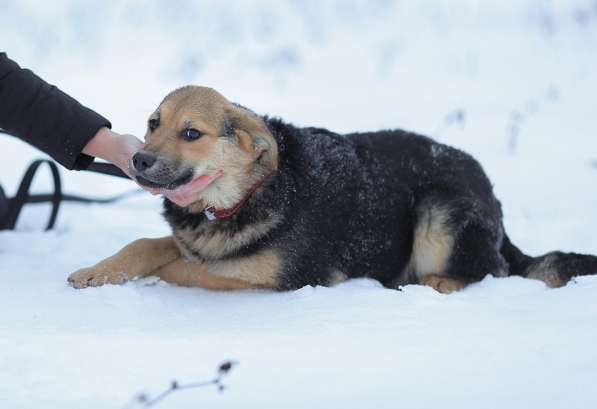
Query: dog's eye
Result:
<box><xmin>148</xmin><ymin>118</ymin><xmax>159</xmax><ymax>131</ymax></box>
<box><xmin>182</xmin><ymin>128</ymin><xmax>203</xmax><ymax>141</ymax></box>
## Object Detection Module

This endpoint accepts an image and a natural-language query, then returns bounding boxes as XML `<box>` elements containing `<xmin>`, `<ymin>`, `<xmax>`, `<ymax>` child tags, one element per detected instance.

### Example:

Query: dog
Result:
<box><xmin>68</xmin><ymin>86</ymin><xmax>597</xmax><ymax>293</ymax></box>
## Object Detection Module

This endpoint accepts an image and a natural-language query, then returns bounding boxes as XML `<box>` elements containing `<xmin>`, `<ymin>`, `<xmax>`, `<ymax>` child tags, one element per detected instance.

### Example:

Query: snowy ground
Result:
<box><xmin>2</xmin><ymin>1</ymin><xmax>597</xmax><ymax>408</ymax></box>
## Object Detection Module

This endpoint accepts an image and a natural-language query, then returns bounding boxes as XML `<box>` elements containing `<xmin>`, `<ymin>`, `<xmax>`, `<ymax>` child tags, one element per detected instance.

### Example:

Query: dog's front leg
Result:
<box><xmin>68</xmin><ymin>236</ymin><xmax>180</xmax><ymax>289</ymax></box>
<box><xmin>153</xmin><ymin>258</ymin><xmax>255</xmax><ymax>290</ymax></box>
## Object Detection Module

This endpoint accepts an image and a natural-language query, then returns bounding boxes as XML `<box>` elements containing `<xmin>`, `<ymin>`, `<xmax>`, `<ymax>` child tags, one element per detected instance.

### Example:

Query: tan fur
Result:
<box><xmin>419</xmin><ymin>274</ymin><xmax>467</xmax><ymax>294</ymax></box>
<box><xmin>408</xmin><ymin>204</ymin><xmax>454</xmax><ymax>279</ymax></box>
<box><xmin>154</xmin><ymin>249</ymin><xmax>280</xmax><ymax>289</ymax></box>
<box><xmin>526</xmin><ymin>255</ymin><xmax>566</xmax><ymax>288</ymax></box>
<box><xmin>173</xmin><ymin>215</ymin><xmax>281</xmax><ymax>260</ymax></box>
<box><xmin>144</xmin><ymin>86</ymin><xmax>278</xmax><ymax>211</ymax></box>
<box><xmin>328</xmin><ymin>270</ymin><xmax>348</xmax><ymax>286</ymax></box>
<box><xmin>206</xmin><ymin>249</ymin><xmax>281</xmax><ymax>288</ymax></box>
<box><xmin>67</xmin><ymin>237</ymin><xmax>179</xmax><ymax>289</ymax></box>
<box><xmin>68</xmin><ymin>236</ymin><xmax>280</xmax><ymax>290</ymax></box>
<box><xmin>153</xmin><ymin>258</ymin><xmax>254</xmax><ymax>290</ymax></box>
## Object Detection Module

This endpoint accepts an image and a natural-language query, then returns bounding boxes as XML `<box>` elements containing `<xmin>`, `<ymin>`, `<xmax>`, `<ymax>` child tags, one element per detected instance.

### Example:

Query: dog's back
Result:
<box><xmin>264</xmin><ymin>120</ymin><xmax>497</xmax><ymax>289</ymax></box>
<box><xmin>267</xmin><ymin>118</ymin><xmax>597</xmax><ymax>291</ymax></box>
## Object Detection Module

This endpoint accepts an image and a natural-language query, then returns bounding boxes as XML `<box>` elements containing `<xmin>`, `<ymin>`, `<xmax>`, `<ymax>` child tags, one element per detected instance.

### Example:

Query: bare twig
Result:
<box><xmin>124</xmin><ymin>361</ymin><xmax>237</xmax><ymax>408</ymax></box>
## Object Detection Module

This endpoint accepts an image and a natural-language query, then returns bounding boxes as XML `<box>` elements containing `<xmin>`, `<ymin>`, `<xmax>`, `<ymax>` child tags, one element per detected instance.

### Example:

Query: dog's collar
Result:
<box><xmin>203</xmin><ymin>169</ymin><xmax>275</xmax><ymax>221</ymax></box>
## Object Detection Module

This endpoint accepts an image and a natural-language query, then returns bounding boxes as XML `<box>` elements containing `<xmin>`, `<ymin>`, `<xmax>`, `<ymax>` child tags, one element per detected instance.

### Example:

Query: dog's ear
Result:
<box><xmin>225</xmin><ymin>103</ymin><xmax>278</xmax><ymax>170</ymax></box>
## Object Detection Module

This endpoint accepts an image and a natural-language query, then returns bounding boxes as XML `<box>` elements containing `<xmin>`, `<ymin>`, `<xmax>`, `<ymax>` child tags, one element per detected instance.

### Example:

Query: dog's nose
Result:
<box><xmin>132</xmin><ymin>152</ymin><xmax>157</xmax><ymax>172</ymax></box>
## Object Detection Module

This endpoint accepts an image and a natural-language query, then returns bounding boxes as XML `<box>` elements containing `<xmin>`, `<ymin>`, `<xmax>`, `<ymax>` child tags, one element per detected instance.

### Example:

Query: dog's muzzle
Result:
<box><xmin>132</xmin><ymin>151</ymin><xmax>194</xmax><ymax>190</ymax></box>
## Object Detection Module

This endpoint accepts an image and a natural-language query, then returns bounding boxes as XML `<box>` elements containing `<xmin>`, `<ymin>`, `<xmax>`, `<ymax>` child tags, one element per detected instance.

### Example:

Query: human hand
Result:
<box><xmin>83</xmin><ymin>128</ymin><xmax>142</xmax><ymax>178</ymax></box>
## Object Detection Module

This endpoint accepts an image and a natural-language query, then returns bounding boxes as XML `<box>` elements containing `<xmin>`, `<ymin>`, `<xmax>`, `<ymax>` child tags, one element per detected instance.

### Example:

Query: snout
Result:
<box><xmin>132</xmin><ymin>151</ymin><xmax>157</xmax><ymax>172</ymax></box>
<box><xmin>131</xmin><ymin>150</ymin><xmax>194</xmax><ymax>190</ymax></box>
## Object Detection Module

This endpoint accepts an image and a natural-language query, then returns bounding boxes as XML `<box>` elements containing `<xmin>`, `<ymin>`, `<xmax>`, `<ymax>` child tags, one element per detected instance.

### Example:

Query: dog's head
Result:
<box><xmin>132</xmin><ymin>86</ymin><xmax>277</xmax><ymax>209</ymax></box>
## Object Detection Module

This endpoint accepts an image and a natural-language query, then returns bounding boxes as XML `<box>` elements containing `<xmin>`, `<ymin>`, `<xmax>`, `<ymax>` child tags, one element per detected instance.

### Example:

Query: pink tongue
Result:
<box><xmin>173</xmin><ymin>175</ymin><xmax>215</xmax><ymax>195</ymax></box>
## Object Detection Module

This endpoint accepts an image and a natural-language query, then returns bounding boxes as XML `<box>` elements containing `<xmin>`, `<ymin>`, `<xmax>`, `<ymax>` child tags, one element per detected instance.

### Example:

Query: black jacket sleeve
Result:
<box><xmin>0</xmin><ymin>52</ymin><xmax>111</xmax><ymax>170</ymax></box>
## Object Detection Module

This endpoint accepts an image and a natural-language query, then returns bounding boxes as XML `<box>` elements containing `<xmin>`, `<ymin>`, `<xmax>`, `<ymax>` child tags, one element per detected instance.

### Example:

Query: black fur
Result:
<box><xmin>164</xmin><ymin>117</ymin><xmax>597</xmax><ymax>290</ymax></box>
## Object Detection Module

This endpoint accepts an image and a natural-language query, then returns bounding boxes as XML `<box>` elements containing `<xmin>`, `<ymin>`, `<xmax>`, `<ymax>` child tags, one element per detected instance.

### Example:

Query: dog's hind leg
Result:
<box><xmin>68</xmin><ymin>236</ymin><xmax>180</xmax><ymax>289</ymax></box>
<box><xmin>418</xmin><ymin>274</ymin><xmax>468</xmax><ymax>294</ymax></box>
<box><xmin>442</xmin><ymin>218</ymin><xmax>508</xmax><ymax>287</ymax></box>
<box><xmin>408</xmin><ymin>195</ymin><xmax>507</xmax><ymax>293</ymax></box>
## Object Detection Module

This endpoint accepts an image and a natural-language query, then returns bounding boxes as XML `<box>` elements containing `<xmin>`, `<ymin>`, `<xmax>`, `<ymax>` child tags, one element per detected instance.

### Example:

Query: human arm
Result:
<box><xmin>0</xmin><ymin>52</ymin><xmax>109</xmax><ymax>170</ymax></box>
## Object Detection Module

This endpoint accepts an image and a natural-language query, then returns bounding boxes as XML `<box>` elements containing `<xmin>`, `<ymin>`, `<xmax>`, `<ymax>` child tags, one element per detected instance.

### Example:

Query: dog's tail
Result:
<box><xmin>500</xmin><ymin>234</ymin><xmax>597</xmax><ymax>287</ymax></box>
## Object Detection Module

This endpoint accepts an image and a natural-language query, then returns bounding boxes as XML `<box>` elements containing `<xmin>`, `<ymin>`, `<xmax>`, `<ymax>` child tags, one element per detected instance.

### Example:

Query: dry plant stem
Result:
<box><xmin>125</xmin><ymin>361</ymin><xmax>236</xmax><ymax>409</ymax></box>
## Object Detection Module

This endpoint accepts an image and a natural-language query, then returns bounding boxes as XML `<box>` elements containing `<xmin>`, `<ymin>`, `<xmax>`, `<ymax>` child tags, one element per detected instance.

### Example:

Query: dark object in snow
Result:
<box><xmin>0</xmin><ymin>159</ymin><xmax>62</xmax><ymax>231</ymax></box>
<box><xmin>0</xmin><ymin>144</ymin><xmax>138</xmax><ymax>231</ymax></box>
<box><xmin>218</xmin><ymin>361</ymin><xmax>233</xmax><ymax>374</ymax></box>
<box><xmin>68</xmin><ymin>86</ymin><xmax>597</xmax><ymax>293</ymax></box>
<box><xmin>125</xmin><ymin>361</ymin><xmax>237</xmax><ymax>408</ymax></box>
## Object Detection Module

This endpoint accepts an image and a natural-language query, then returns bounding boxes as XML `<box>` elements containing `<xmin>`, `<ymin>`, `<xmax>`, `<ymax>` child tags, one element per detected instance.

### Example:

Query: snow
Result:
<box><xmin>2</xmin><ymin>1</ymin><xmax>597</xmax><ymax>408</ymax></box>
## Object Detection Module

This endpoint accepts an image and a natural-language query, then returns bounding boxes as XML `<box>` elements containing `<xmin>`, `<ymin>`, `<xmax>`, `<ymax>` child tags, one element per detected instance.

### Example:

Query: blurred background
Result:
<box><xmin>2</xmin><ymin>0</ymin><xmax>597</xmax><ymax>253</ymax></box>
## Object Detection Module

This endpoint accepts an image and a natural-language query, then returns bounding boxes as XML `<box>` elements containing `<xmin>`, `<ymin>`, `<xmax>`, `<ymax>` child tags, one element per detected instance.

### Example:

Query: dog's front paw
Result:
<box><xmin>68</xmin><ymin>267</ymin><xmax>128</xmax><ymax>289</ymax></box>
